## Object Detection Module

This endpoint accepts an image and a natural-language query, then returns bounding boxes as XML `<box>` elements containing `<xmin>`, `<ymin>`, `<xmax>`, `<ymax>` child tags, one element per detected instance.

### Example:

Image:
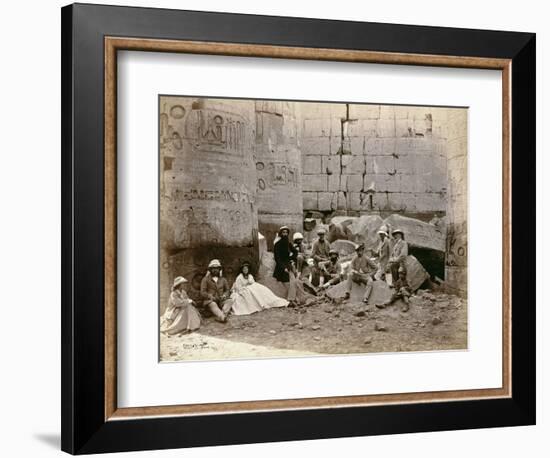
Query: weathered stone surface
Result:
<box><xmin>384</xmin><ymin>214</ymin><xmax>445</xmax><ymax>252</ymax></box>
<box><xmin>348</xmin><ymin>104</ymin><xmax>380</xmax><ymax>119</ymax></box>
<box><xmin>342</xmin><ymin>174</ymin><xmax>364</xmax><ymax>192</ymax></box>
<box><xmin>329</xmin><ymin>239</ymin><xmax>357</xmax><ymax>256</ymax></box>
<box><xmin>328</xmin><ymin>173</ymin><xmax>341</xmax><ymax>192</ymax></box>
<box><xmin>258</xmin><ymin>232</ymin><xmax>267</xmax><ymax>259</ymax></box>
<box><xmin>303</xmin><ymin>155</ymin><xmax>322</xmax><ymax>175</ymax></box>
<box><xmin>341</xmin><ymin>154</ymin><xmax>366</xmax><ymax>175</ymax></box>
<box><xmin>304</xmin><ymin>174</ymin><xmax>328</xmax><ymax>192</ymax></box>
<box><xmin>331</xmin><ymin>216</ymin><xmax>357</xmax><ymax>227</ymax></box>
<box><xmin>303</xmin><ymin>118</ymin><xmax>332</xmax><ymax>137</ymax></box>
<box><xmin>327</xmin><ymin>222</ymin><xmax>353</xmax><ymax>243</ymax></box>
<box><xmin>317</xmin><ymin>192</ymin><xmax>335</xmax><ymax>211</ymax></box>
<box><xmin>377</xmin><ymin>119</ymin><xmax>396</xmax><ymax>138</ymax></box>
<box><xmin>255</xmin><ymin>99</ymin><xmax>303</xmax><ymax>250</ymax></box>
<box><xmin>445</xmin><ymin>266</ymin><xmax>467</xmax><ymax>297</ymax></box>
<box><xmin>300</xmin><ymin>137</ymin><xmax>331</xmax><ymax>156</ymax></box>
<box><xmin>326</xmin><ymin>279</ymin><xmax>393</xmax><ymax>306</ymax></box>
<box><xmin>160</xmin><ymin>97</ymin><xmax>260</xmax><ymax>310</ymax></box>
<box><xmin>302</xmin><ymin>192</ymin><xmax>318</xmax><ymax>211</ymax></box>
<box><xmin>371</xmin><ymin>155</ymin><xmax>396</xmax><ymax>174</ymax></box>
<box><xmin>348</xmin><ymin>215</ymin><xmax>385</xmax><ymax>250</ymax></box>
<box><xmin>322</xmin><ymin>155</ymin><xmax>339</xmax><ymax>174</ymax></box>
<box><xmin>403</xmin><ymin>255</ymin><xmax>430</xmax><ymax>291</ymax></box>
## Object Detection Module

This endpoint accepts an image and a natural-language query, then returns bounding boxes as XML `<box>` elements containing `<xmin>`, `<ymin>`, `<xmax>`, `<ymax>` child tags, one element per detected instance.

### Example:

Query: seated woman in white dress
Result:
<box><xmin>160</xmin><ymin>276</ymin><xmax>201</xmax><ymax>335</ymax></box>
<box><xmin>229</xmin><ymin>263</ymin><xmax>289</xmax><ymax>316</ymax></box>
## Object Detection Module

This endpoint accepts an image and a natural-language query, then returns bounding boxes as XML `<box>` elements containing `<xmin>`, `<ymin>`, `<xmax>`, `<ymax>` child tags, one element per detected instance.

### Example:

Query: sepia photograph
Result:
<box><xmin>159</xmin><ymin>96</ymin><xmax>468</xmax><ymax>362</ymax></box>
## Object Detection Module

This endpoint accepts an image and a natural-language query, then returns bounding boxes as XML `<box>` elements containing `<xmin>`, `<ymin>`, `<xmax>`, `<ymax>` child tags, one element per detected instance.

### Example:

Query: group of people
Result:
<box><xmin>161</xmin><ymin>258</ymin><xmax>288</xmax><ymax>336</ymax></box>
<box><xmin>272</xmin><ymin>224</ymin><xmax>412</xmax><ymax>312</ymax></box>
<box><xmin>161</xmin><ymin>222</ymin><xmax>414</xmax><ymax>336</ymax></box>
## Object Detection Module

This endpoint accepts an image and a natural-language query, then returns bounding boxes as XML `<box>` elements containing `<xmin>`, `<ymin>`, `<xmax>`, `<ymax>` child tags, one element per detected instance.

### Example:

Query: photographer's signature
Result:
<box><xmin>180</xmin><ymin>341</ymin><xmax>215</xmax><ymax>350</ymax></box>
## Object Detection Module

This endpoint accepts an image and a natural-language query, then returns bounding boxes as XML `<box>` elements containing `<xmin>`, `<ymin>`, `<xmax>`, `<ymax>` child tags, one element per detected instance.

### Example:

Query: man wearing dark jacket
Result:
<box><xmin>200</xmin><ymin>259</ymin><xmax>231</xmax><ymax>322</ymax></box>
<box><xmin>273</xmin><ymin>226</ymin><xmax>299</xmax><ymax>304</ymax></box>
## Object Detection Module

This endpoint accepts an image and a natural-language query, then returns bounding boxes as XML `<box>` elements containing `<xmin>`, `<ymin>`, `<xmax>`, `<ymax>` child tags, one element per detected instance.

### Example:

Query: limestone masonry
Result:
<box><xmin>159</xmin><ymin>97</ymin><xmax>468</xmax><ymax>306</ymax></box>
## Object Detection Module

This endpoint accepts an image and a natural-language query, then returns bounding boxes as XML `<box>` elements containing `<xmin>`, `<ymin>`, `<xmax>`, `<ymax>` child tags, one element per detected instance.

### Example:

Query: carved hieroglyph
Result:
<box><xmin>159</xmin><ymin>97</ymin><xmax>259</xmax><ymax>308</ymax></box>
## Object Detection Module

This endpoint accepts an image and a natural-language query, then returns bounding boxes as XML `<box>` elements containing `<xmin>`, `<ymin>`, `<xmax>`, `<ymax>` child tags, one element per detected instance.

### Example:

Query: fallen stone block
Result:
<box><xmin>331</xmin><ymin>216</ymin><xmax>358</xmax><ymax>227</ymax></box>
<box><xmin>326</xmin><ymin>279</ymin><xmax>393</xmax><ymax>306</ymax></box>
<box><xmin>327</xmin><ymin>222</ymin><xmax>353</xmax><ymax>243</ymax></box>
<box><xmin>403</xmin><ymin>255</ymin><xmax>430</xmax><ymax>292</ymax></box>
<box><xmin>330</xmin><ymin>239</ymin><xmax>357</xmax><ymax>257</ymax></box>
<box><xmin>384</xmin><ymin>214</ymin><xmax>445</xmax><ymax>252</ymax></box>
<box><xmin>349</xmin><ymin>215</ymin><xmax>385</xmax><ymax>252</ymax></box>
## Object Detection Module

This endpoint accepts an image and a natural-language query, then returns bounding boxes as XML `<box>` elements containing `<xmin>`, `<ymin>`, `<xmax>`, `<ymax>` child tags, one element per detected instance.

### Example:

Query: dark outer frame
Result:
<box><xmin>61</xmin><ymin>3</ymin><xmax>536</xmax><ymax>454</ymax></box>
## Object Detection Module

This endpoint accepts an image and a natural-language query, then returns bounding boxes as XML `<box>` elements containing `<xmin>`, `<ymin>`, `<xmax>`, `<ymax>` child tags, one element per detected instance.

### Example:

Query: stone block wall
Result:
<box><xmin>445</xmin><ymin>109</ymin><xmax>468</xmax><ymax>295</ymax></box>
<box><xmin>254</xmin><ymin>101</ymin><xmax>303</xmax><ymax>249</ymax></box>
<box><xmin>299</xmin><ymin>103</ymin><xmax>448</xmax><ymax>216</ymax></box>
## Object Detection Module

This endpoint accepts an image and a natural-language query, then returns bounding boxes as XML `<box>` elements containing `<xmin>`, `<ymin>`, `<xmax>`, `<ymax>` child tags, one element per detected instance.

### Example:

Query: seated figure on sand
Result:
<box><xmin>227</xmin><ymin>262</ymin><xmax>289</xmax><ymax>315</ymax></box>
<box><xmin>318</xmin><ymin>248</ymin><xmax>343</xmax><ymax>290</ymax></box>
<box><xmin>200</xmin><ymin>259</ymin><xmax>231</xmax><ymax>323</ymax></box>
<box><xmin>161</xmin><ymin>276</ymin><xmax>201</xmax><ymax>335</ymax></box>
<box><xmin>377</xmin><ymin>266</ymin><xmax>411</xmax><ymax>312</ymax></box>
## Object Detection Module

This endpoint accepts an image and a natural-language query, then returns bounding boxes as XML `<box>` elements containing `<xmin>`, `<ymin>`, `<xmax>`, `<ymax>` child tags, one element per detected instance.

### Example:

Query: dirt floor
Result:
<box><xmin>160</xmin><ymin>289</ymin><xmax>467</xmax><ymax>362</ymax></box>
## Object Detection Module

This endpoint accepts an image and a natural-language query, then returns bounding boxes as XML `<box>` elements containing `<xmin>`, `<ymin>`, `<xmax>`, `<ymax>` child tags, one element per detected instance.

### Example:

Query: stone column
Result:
<box><xmin>445</xmin><ymin>109</ymin><xmax>468</xmax><ymax>295</ymax></box>
<box><xmin>159</xmin><ymin>97</ymin><xmax>259</xmax><ymax>310</ymax></box>
<box><xmin>254</xmin><ymin>100</ymin><xmax>303</xmax><ymax>249</ymax></box>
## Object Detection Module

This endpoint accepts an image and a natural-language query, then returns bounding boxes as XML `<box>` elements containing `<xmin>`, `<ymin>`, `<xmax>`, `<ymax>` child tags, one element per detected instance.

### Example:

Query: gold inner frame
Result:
<box><xmin>104</xmin><ymin>36</ymin><xmax>512</xmax><ymax>421</ymax></box>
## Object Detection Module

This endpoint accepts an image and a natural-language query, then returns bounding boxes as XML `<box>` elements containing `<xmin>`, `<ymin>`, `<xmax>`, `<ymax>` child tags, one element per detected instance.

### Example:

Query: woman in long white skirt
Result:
<box><xmin>161</xmin><ymin>276</ymin><xmax>201</xmax><ymax>335</ymax></box>
<box><xmin>229</xmin><ymin>263</ymin><xmax>288</xmax><ymax>316</ymax></box>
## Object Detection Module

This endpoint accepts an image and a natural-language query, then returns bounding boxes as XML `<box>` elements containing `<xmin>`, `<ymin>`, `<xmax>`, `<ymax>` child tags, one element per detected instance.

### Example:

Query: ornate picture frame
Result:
<box><xmin>61</xmin><ymin>3</ymin><xmax>535</xmax><ymax>454</ymax></box>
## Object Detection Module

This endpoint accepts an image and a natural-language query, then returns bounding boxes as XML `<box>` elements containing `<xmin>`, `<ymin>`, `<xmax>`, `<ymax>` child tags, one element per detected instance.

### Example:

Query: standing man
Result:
<box><xmin>388</xmin><ymin>229</ymin><xmax>408</xmax><ymax>282</ymax></box>
<box><xmin>375</xmin><ymin>229</ymin><xmax>391</xmax><ymax>281</ymax></box>
<box><xmin>292</xmin><ymin>232</ymin><xmax>306</xmax><ymax>278</ymax></box>
<box><xmin>344</xmin><ymin>243</ymin><xmax>378</xmax><ymax>303</ymax></box>
<box><xmin>273</xmin><ymin>226</ymin><xmax>299</xmax><ymax>305</ymax></box>
<box><xmin>311</xmin><ymin>228</ymin><xmax>330</xmax><ymax>286</ymax></box>
<box><xmin>200</xmin><ymin>259</ymin><xmax>231</xmax><ymax>322</ymax></box>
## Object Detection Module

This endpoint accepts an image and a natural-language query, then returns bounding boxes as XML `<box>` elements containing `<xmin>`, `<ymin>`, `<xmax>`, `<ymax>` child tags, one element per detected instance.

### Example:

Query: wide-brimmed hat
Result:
<box><xmin>355</xmin><ymin>243</ymin><xmax>365</xmax><ymax>252</ymax></box>
<box><xmin>208</xmin><ymin>259</ymin><xmax>222</xmax><ymax>269</ymax></box>
<box><xmin>317</xmin><ymin>228</ymin><xmax>327</xmax><ymax>235</ymax></box>
<box><xmin>377</xmin><ymin>229</ymin><xmax>389</xmax><ymax>237</ymax></box>
<box><xmin>293</xmin><ymin>232</ymin><xmax>304</xmax><ymax>241</ymax></box>
<box><xmin>392</xmin><ymin>229</ymin><xmax>405</xmax><ymax>237</ymax></box>
<box><xmin>171</xmin><ymin>276</ymin><xmax>188</xmax><ymax>290</ymax></box>
<box><xmin>278</xmin><ymin>225</ymin><xmax>290</xmax><ymax>235</ymax></box>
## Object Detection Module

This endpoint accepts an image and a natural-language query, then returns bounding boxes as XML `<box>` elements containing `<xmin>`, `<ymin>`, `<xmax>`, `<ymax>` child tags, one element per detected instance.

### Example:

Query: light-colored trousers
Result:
<box><xmin>346</xmin><ymin>272</ymin><xmax>374</xmax><ymax>300</ymax></box>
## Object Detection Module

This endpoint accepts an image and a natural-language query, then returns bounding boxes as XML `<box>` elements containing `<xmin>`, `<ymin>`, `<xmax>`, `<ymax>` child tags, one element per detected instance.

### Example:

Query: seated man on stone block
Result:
<box><xmin>318</xmin><ymin>248</ymin><xmax>343</xmax><ymax>290</ymax></box>
<box><xmin>344</xmin><ymin>243</ymin><xmax>378</xmax><ymax>303</ymax></box>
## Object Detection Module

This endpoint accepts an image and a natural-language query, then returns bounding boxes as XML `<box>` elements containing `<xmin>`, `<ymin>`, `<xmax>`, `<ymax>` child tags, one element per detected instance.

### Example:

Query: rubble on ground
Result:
<box><xmin>326</xmin><ymin>279</ymin><xmax>393</xmax><ymax>305</ymax></box>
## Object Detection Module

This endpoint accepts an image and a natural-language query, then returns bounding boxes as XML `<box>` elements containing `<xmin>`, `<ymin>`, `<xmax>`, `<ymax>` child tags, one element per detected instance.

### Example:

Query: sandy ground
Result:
<box><xmin>160</xmin><ymin>290</ymin><xmax>467</xmax><ymax>362</ymax></box>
